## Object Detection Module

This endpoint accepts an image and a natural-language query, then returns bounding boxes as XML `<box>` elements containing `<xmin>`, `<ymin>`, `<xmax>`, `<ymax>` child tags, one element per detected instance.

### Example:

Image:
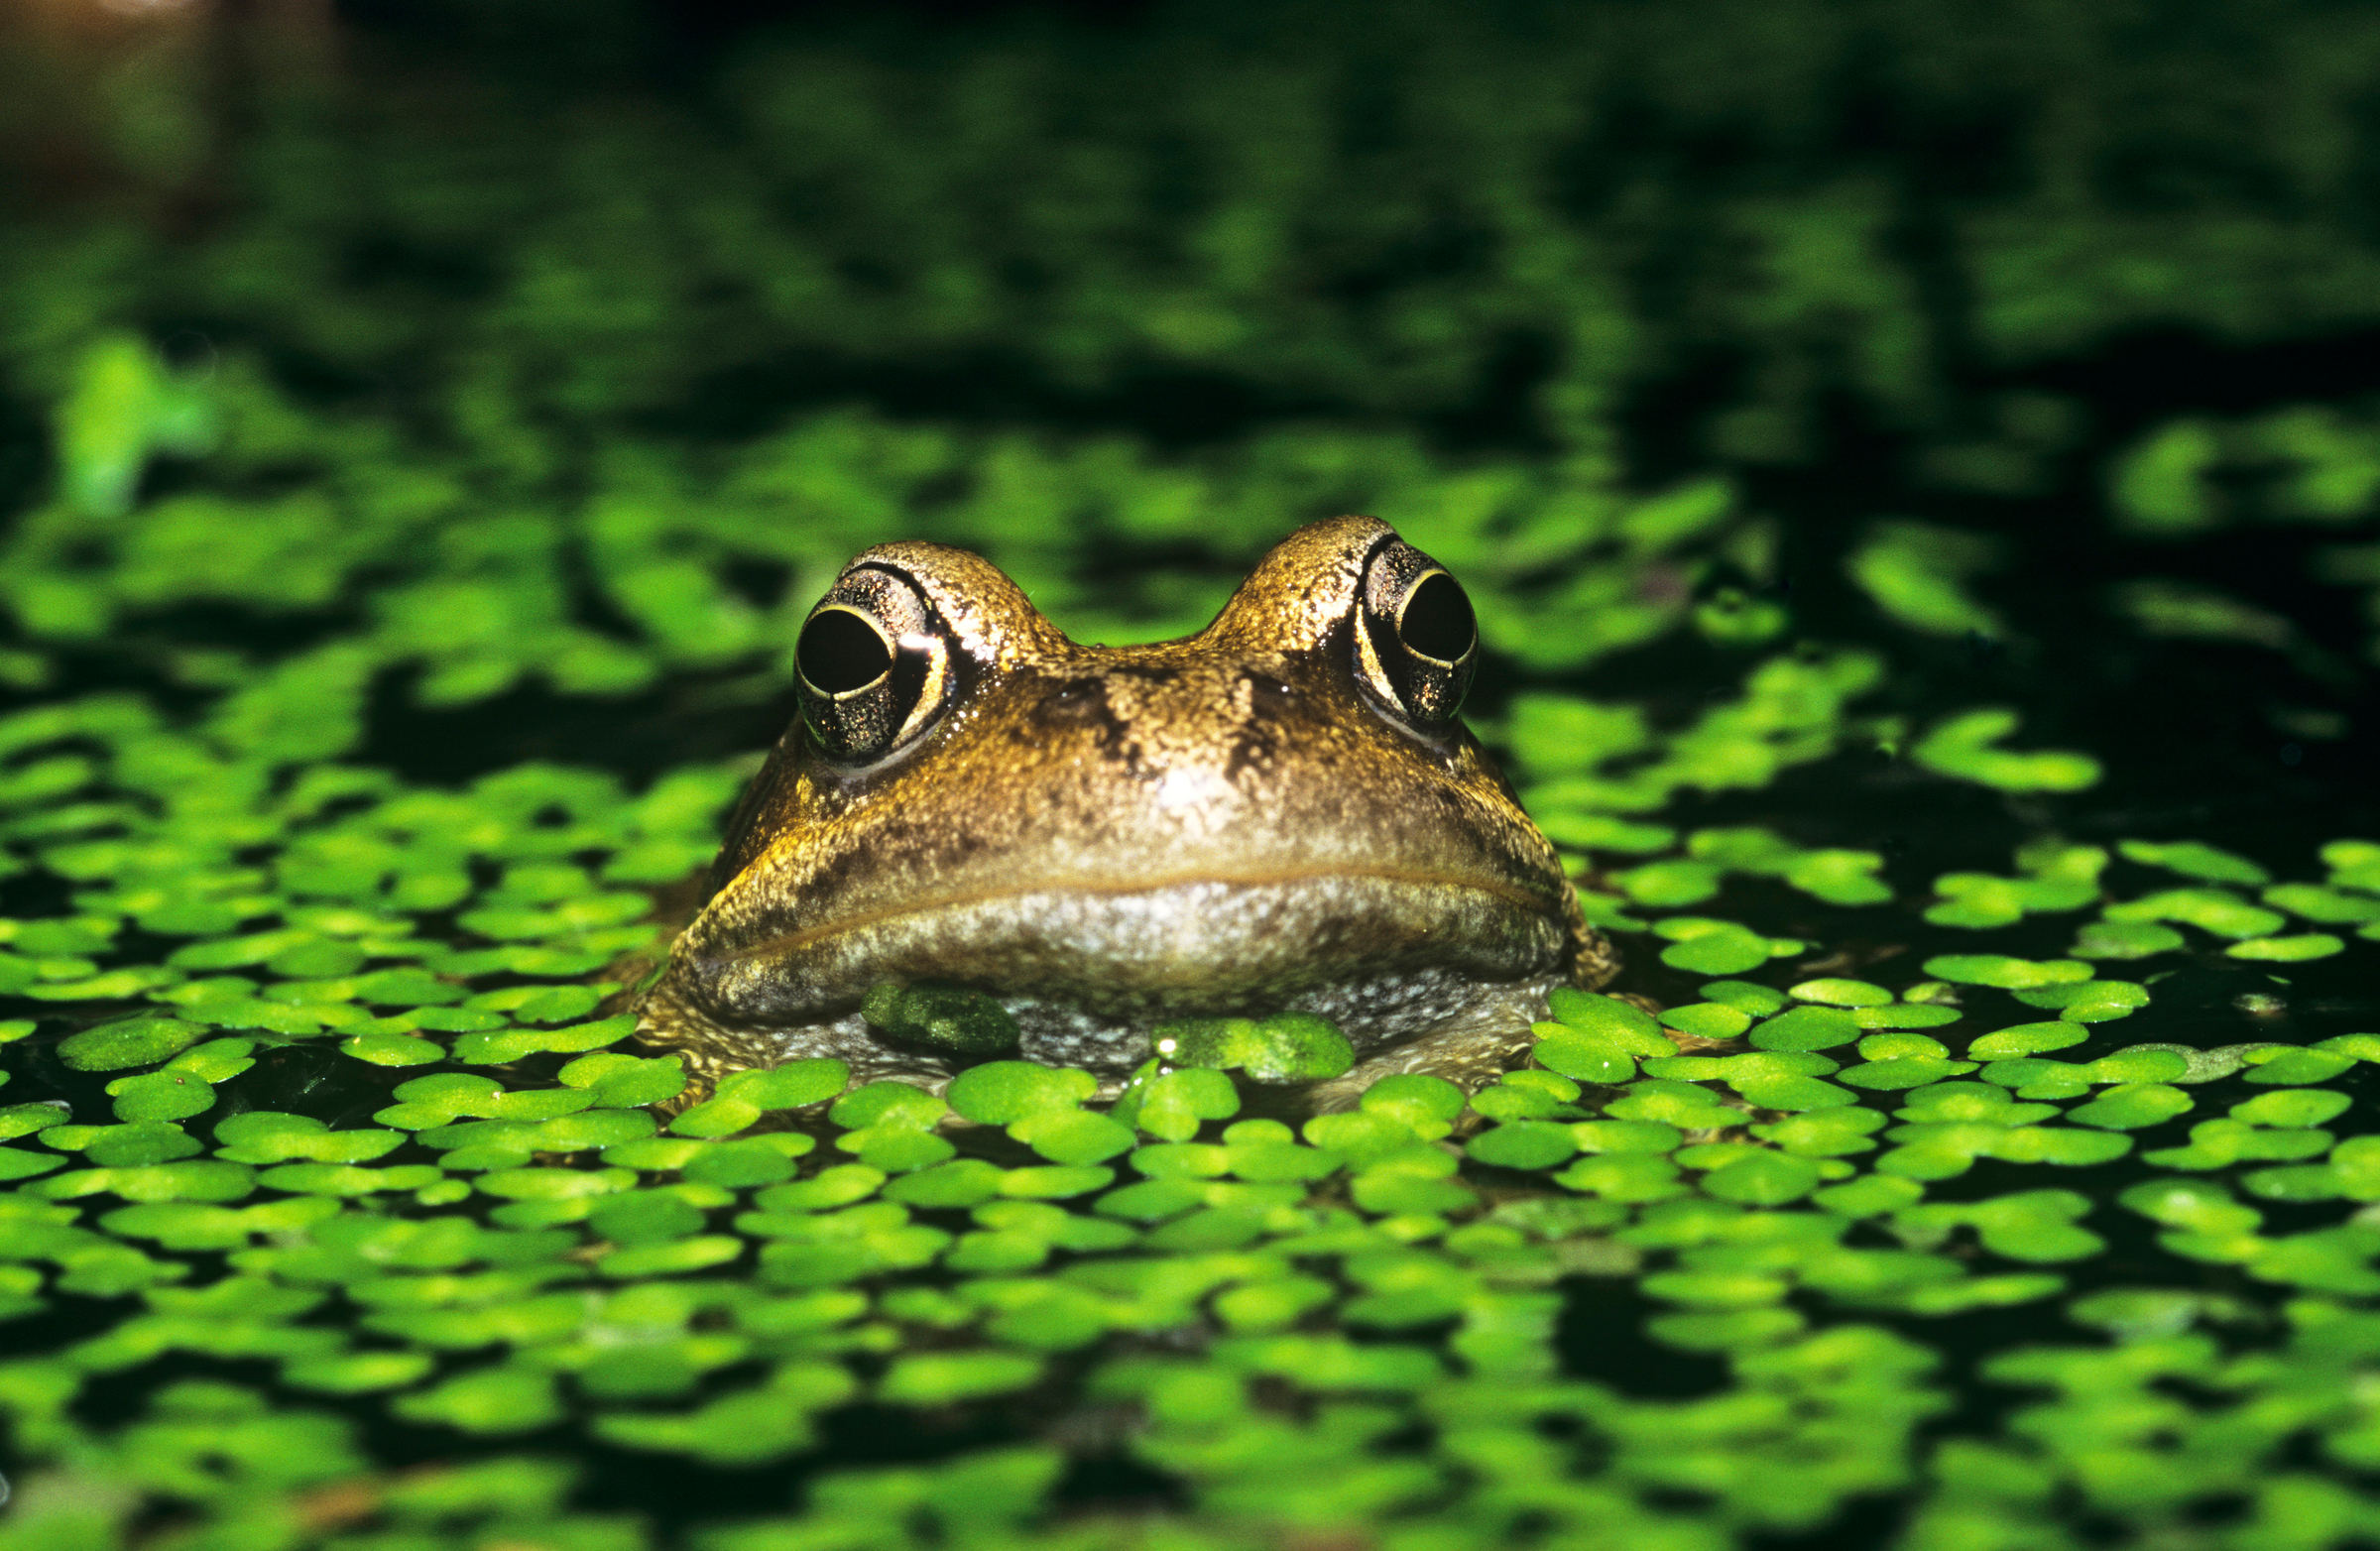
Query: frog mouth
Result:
<box><xmin>668</xmin><ymin>865</ymin><xmax>1572</xmax><ymax>1027</ymax></box>
<box><xmin>735</xmin><ymin>864</ymin><xmax>1558</xmax><ymax>961</ymax></box>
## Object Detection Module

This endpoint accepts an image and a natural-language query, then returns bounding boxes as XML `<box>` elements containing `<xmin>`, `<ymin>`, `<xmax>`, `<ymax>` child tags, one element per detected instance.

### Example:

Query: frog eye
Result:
<box><xmin>795</xmin><ymin>566</ymin><xmax>956</xmax><ymax>763</ymax></box>
<box><xmin>1355</xmin><ymin>539</ymin><xmax>1478</xmax><ymax>726</ymax></box>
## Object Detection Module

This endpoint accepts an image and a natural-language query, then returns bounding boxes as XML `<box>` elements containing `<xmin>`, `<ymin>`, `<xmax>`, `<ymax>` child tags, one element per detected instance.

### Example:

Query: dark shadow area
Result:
<box><xmin>1555</xmin><ymin>1274</ymin><xmax>1730</xmax><ymax>1399</ymax></box>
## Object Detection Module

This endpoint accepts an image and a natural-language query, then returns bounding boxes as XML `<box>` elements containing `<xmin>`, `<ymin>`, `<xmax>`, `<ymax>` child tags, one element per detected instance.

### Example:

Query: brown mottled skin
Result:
<box><xmin>636</xmin><ymin>516</ymin><xmax>1617</xmax><ymax>1102</ymax></box>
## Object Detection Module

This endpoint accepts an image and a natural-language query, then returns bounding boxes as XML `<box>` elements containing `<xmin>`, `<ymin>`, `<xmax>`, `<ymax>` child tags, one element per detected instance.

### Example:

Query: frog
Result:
<box><xmin>634</xmin><ymin>515</ymin><xmax>1617</xmax><ymax>1104</ymax></box>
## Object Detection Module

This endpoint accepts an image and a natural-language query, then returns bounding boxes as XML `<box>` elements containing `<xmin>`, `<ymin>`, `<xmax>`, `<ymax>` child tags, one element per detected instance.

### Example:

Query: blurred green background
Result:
<box><xmin>3</xmin><ymin>0</ymin><xmax>2376</xmax><ymax>790</ymax></box>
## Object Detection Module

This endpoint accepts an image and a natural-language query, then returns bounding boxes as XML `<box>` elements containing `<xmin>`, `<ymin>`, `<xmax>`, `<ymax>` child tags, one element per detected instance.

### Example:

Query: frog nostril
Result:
<box><xmin>1036</xmin><ymin>677</ymin><xmax>1118</xmax><ymax>727</ymax></box>
<box><xmin>1242</xmin><ymin>670</ymin><xmax>1295</xmax><ymax>705</ymax></box>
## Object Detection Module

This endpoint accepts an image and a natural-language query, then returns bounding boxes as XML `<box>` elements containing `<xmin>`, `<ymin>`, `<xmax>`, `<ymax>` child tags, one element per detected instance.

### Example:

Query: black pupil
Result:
<box><xmin>1398</xmin><ymin>572</ymin><xmax>1476</xmax><ymax>662</ymax></box>
<box><xmin>798</xmin><ymin>609</ymin><xmax>892</xmax><ymax>694</ymax></box>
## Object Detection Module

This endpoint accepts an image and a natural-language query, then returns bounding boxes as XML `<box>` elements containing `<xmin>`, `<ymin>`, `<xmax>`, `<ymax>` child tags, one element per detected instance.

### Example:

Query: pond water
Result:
<box><xmin>4</xmin><ymin>5</ymin><xmax>2380</xmax><ymax>1549</ymax></box>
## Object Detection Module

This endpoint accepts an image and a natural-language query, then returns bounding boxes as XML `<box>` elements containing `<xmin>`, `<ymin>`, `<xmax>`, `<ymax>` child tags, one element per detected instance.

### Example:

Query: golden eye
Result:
<box><xmin>1355</xmin><ymin>540</ymin><xmax>1478</xmax><ymax>726</ymax></box>
<box><xmin>795</xmin><ymin>567</ymin><xmax>956</xmax><ymax>763</ymax></box>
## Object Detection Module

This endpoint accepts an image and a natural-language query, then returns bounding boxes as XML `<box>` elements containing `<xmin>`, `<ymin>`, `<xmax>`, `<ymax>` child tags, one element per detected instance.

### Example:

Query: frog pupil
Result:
<box><xmin>1399</xmin><ymin>572</ymin><xmax>1476</xmax><ymax>663</ymax></box>
<box><xmin>798</xmin><ymin>608</ymin><xmax>892</xmax><ymax>694</ymax></box>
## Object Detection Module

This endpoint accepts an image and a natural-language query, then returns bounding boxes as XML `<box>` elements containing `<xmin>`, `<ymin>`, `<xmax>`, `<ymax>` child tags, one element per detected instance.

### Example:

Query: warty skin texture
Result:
<box><xmin>636</xmin><ymin>516</ymin><xmax>1616</xmax><ymax>1098</ymax></box>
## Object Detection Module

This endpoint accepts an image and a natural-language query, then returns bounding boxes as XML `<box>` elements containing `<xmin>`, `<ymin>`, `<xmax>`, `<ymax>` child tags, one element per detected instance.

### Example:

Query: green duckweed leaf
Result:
<box><xmin>2107</xmin><ymin>888</ymin><xmax>2287</xmax><ymax>939</ymax></box>
<box><xmin>1361</xmin><ymin>1074</ymin><xmax>1466</xmax><ymax>1138</ymax></box>
<box><xmin>1786</xmin><ymin>849</ymin><xmax>1892</xmax><ymax>905</ymax></box>
<box><xmin>2320</xmin><ymin>1033</ymin><xmax>2380</xmax><ymax>1063</ymax></box>
<box><xmin>1923</xmin><ymin>955</ymin><xmax>2092</xmax><ymax>990</ymax></box>
<box><xmin>1700</xmin><ymin>1151</ymin><xmax>1823</xmax><ymax>1205</ymax></box>
<box><xmin>1214</xmin><ymin>1275</ymin><xmax>1336</xmax><ymax>1332</ymax></box>
<box><xmin>720</xmin><ymin>1059</ymin><xmax>851</xmax><ymax>1111</ymax></box>
<box><xmin>1699</xmin><ymin>980</ymin><xmax>1788</xmax><ymax>1016</ymax></box>
<box><xmin>1841</xmin><ymin>1056</ymin><xmax>1978</xmax><ymax>1090</ymax></box>
<box><xmin>562</xmin><ymin>1053</ymin><xmax>689</xmax><ymax>1109</ymax></box>
<box><xmin>2071</xmin><ymin>918</ymin><xmax>2189</xmax><ymax>959</ymax></box>
<box><xmin>0</xmin><ymin>1103</ymin><xmax>65</xmax><ymax>1141</ymax></box>
<box><xmin>1660</xmin><ymin>1002</ymin><xmax>1752</xmax><ymax>1040</ymax></box>
<box><xmin>2227</xmin><ymin>933</ymin><xmax>2346</xmax><ymax>961</ymax></box>
<box><xmin>82</xmin><ymin>1122</ymin><xmax>203</xmax><ymax>1165</ymax></box>
<box><xmin>600</xmin><ymin>1236</ymin><xmax>744</xmax><ymax>1277</ymax></box>
<box><xmin>1790</xmin><ymin>978</ymin><xmax>1894</xmax><ymax>1007</ymax></box>
<box><xmin>2262</xmin><ymin>884</ymin><xmax>2380</xmax><ymax>925</ymax></box>
<box><xmin>2118</xmin><ymin>839</ymin><xmax>2272</xmax><ymax>886</ymax></box>
<box><xmin>451</xmin><ymin>1014</ymin><xmax>636</xmax><ymax>1063</ymax></box>
<box><xmin>1853</xmin><ymin>1003</ymin><xmax>1964</xmax><ymax>1029</ymax></box>
<box><xmin>2010</xmin><ymin>978</ymin><xmax>2149</xmax><ymax>1021</ymax></box>
<box><xmin>34</xmin><ymin>1159</ymin><xmax>255</xmax><ymax>1202</ymax></box>
<box><xmin>1466</xmin><ymin>1122</ymin><xmax>1580</xmax><ymax>1171</ymax></box>
<box><xmin>679</xmin><ymin>1138</ymin><xmax>806</xmax><ymax>1188</ymax></box>
<box><xmin>1966</xmin><ymin>1021</ymin><xmax>2088</xmax><ymax>1057</ymax></box>
<box><xmin>1606</xmin><ymin>1083</ymin><xmax>1743</xmax><ymax>1133</ymax></box>
<box><xmin>2065</xmin><ymin>1084</ymin><xmax>2194</xmax><ymax>1130</ymax></box>
<box><xmin>213</xmin><ymin>1113</ymin><xmax>405</xmax><ymax>1164</ymax></box>
<box><xmin>160</xmin><ymin>1038</ymin><xmax>257</xmax><ymax>1083</ymax></box>
<box><xmin>1653</xmin><ymin>919</ymin><xmax>1777</xmax><ymax>975</ymax></box>
<box><xmin>861</xmin><ymin>982</ymin><xmax>1020</xmax><ymax>1056</ymax></box>
<box><xmin>282</xmin><ymin>1352</ymin><xmax>438</xmax><ymax>1394</ymax></box>
<box><xmin>836</xmin><ymin>1128</ymin><xmax>958</xmax><ymax>1173</ymax></box>
<box><xmin>1611</xmin><ymin>858</ymin><xmax>1722</xmax><ymax>905</ymax></box>
<box><xmin>1572</xmin><ymin>1119</ymin><xmax>1686</xmax><ymax>1153</ymax></box>
<box><xmin>1557</xmin><ymin>1153</ymin><xmax>1687</xmax><ymax>1202</ymax></box>
<box><xmin>56</xmin><ymin>1016</ymin><xmax>204</xmax><ymax>1072</ymax></box>
<box><xmin>1913</xmin><ymin>709</ymin><xmax>2100</xmax><ymax>792</ymax></box>
<box><xmin>1302</xmin><ymin>1111</ymin><xmax>1417</xmax><ymax>1166</ymax></box>
<box><xmin>263</xmin><ymin>1162</ymin><xmax>444</xmax><ymax>1196</ymax></box>
<box><xmin>593</xmin><ymin>1190</ymin><xmax>707</xmax><ymax>1245</ymax></box>
<box><xmin>883</xmin><ymin>1159</ymin><xmax>1005</xmax><ymax>1209</ymax></box>
<box><xmin>1009</xmin><ymin>1108</ymin><xmax>1137</xmax><ymax>1165</ymax></box>
<box><xmin>1345</xmin><ymin>1144</ymin><xmax>1474</xmax><ymax>1215</ymax></box>
<box><xmin>1149</xmin><ymin>1014</ymin><xmax>1356</xmax><ymax>1082</ymax></box>
<box><xmin>1751</xmin><ymin>1107</ymin><xmax>1887</xmax><ymax>1155</ymax></box>
<box><xmin>1000</xmin><ymin>1165</ymin><xmax>1115</xmax><ymax>1199</ymax></box>
<box><xmin>2085</xmin><ymin>1046</ymin><xmax>2194</xmax><ymax>1083</ymax></box>
<box><xmin>105</xmin><ymin>1070</ymin><xmax>215</xmax><ymax>1123</ymax></box>
<box><xmin>2241</xmin><ymin>1047</ymin><xmax>2357</xmax><ymax>1086</ymax></box>
<box><xmin>1471</xmin><ymin>1079</ymin><xmax>1563</xmax><ymax>1121</ymax></box>
<box><xmin>2233</xmin><ymin>1089</ymin><xmax>2353</xmax><ymax>1128</ymax></box>
<box><xmin>1111</xmin><ymin>1063</ymin><xmax>1240</xmax><ymax>1140</ymax></box>
<box><xmin>392</xmin><ymin>1365</ymin><xmax>563</xmax><ymax>1434</ymax></box>
<box><xmin>1545</xmin><ymin>991</ymin><xmax>1676</xmax><ymax>1055</ymax></box>
<box><xmin>339</xmin><ymin>1030</ymin><xmax>446</xmax><ymax>1066</ymax></box>
<box><xmin>947</xmin><ymin>1062</ymin><xmax>1099</xmax><ymax>1125</ymax></box>
<box><xmin>1749</xmin><ymin>1005</ymin><xmax>1862</xmax><ymax>1051</ymax></box>
<box><xmin>1973</xmin><ymin>1056</ymin><xmax>2088</xmax><ymax>1096</ymax></box>
<box><xmin>879</xmin><ymin>1352</ymin><xmax>1043</xmax><ymax>1404</ymax></box>
<box><xmin>827</xmin><ymin>1082</ymin><xmax>949</xmax><ymax>1131</ymax></box>
<box><xmin>1531</xmin><ymin>1029</ymin><xmax>1635</xmax><ymax>1085</ymax></box>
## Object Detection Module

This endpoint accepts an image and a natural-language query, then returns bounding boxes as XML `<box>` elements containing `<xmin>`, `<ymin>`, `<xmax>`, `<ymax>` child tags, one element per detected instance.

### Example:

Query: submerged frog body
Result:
<box><xmin>636</xmin><ymin>516</ymin><xmax>1615</xmax><ymax>1098</ymax></box>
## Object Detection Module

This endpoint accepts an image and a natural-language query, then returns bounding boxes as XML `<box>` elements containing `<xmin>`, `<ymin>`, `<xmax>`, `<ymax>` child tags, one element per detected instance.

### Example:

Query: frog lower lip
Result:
<box><xmin>718</xmin><ymin>865</ymin><xmax>1559</xmax><ymax>965</ymax></box>
<box><xmin>677</xmin><ymin>868</ymin><xmax>1568</xmax><ymax>1024</ymax></box>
